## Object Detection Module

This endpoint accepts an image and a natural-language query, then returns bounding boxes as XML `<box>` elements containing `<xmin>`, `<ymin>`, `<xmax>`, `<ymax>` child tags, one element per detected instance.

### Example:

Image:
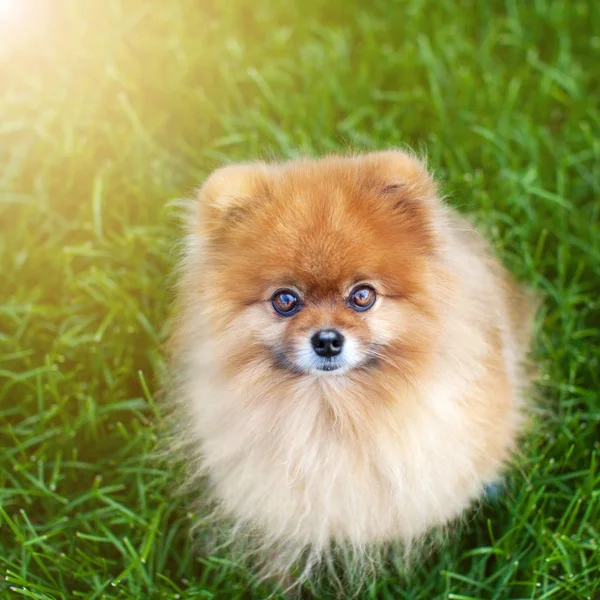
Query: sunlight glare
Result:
<box><xmin>0</xmin><ymin>0</ymin><xmax>22</xmax><ymax>22</ymax></box>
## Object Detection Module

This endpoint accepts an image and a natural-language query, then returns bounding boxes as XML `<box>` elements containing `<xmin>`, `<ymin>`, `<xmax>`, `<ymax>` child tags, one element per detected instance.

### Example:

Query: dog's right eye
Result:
<box><xmin>272</xmin><ymin>290</ymin><xmax>300</xmax><ymax>316</ymax></box>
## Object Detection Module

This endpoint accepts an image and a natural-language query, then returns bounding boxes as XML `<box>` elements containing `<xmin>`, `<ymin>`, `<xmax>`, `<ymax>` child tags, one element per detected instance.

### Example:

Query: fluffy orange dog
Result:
<box><xmin>169</xmin><ymin>150</ymin><xmax>535</xmax><ymax>581</ymax></box>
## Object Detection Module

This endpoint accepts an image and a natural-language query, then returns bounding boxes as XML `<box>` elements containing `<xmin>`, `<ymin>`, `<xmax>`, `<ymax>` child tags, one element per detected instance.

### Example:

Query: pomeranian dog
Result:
<box><xmin>168</xmin><ymin>150</ymin><xmax>535</xmax><ymax>586</ymax></box>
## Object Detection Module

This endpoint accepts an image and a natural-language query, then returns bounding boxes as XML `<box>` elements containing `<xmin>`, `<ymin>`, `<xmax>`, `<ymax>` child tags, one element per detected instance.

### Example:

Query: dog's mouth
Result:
<box><xmin>270</xmin><ymin>347</ymin><xmax>380</xmax><ymax>376</ymax></box>
<box><xmin>314</xmin><ymin>360</ymin><xmax>341</xmax><ymax>372</ymax></box>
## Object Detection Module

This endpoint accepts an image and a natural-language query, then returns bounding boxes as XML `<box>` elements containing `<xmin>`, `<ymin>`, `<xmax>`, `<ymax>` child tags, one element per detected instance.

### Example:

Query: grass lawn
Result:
<box><xmin>1</xmin><ymin>0</ymin><xmax>599</xmax><ymax>598</ymax></box>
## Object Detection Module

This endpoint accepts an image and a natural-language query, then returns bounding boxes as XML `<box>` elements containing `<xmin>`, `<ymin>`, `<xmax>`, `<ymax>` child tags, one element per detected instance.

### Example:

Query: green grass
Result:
<box><xmin>1</xmin><ymin>0</ymin><xmax>599</xmax><ymax>598</ymax></box>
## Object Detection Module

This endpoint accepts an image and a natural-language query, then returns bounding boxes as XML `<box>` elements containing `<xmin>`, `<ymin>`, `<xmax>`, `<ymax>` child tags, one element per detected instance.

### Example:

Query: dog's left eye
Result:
<box><xmin>349</xmin><ymin>285</ymin><xmax>376</xmax><ymax>311</ymax></box>
<box><xmin>272</xmin><ymin>290</ymin><xmax>300</xmax><ymax>316</ymax></box>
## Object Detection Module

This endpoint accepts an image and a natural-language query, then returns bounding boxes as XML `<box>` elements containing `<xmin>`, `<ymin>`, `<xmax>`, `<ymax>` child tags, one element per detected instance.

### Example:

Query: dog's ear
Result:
<box><xmin>357</xmin><ymin>150</ymin><xmax>438</xmax><ymax>211</ymax></box>
<box><xmin>356</xmin><ymin>151</ymin><xmax>440</xmax><ymax>252</ymax></box>
<box><xmin>194</xmin><ymin>163</ymin><xmax>271</xmax><ymax>240</ymax></box>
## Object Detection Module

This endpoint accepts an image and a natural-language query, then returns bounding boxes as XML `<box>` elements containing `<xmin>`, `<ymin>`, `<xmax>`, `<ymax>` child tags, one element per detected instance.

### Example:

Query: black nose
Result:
<box><xmin>311</xmin><ymin>329</ymin><xmax>345</xmax><ymax>358</ymax></box>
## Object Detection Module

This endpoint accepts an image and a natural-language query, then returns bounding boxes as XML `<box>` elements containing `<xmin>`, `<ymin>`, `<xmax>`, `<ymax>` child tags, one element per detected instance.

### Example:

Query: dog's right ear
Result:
<box><xmin>194</xmin><ymin>162</ymin><xmax>271</xmax><ymax>240</ymax></box>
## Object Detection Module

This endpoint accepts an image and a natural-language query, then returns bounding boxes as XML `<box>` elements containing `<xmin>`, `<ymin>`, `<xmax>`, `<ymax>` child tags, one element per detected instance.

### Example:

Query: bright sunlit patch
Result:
<box><xmin>0</xmin><ymin>0</ymin><xmax>22</xmax><ymax>21</ymax></box>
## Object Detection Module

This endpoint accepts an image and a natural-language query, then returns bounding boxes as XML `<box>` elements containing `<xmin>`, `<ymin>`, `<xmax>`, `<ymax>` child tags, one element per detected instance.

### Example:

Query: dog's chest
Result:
<box><xmin>205</xmin><ymin>383</ymin><xmax>482</xmax><ymax>544</ymax></box>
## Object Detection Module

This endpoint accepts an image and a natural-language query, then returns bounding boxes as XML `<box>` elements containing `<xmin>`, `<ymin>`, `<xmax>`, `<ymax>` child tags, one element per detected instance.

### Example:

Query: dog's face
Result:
<box><xmin>192</xmin><ymin>152</ymin><xmax>446</xmax><ymax>381</ymax></box>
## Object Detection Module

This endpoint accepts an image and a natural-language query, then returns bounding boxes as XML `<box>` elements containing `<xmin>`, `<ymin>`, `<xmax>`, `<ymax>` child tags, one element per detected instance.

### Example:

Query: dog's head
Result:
<box><xmin>188</xmin><ymin>151</ymin><xmax>448</xmax><ymax>381</ymax></box>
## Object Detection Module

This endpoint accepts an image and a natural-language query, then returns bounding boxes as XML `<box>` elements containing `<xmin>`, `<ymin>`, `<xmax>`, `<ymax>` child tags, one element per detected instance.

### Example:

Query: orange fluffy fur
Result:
<box><xmin>168</xmin><ymin>150</ymin><xmax>536</xmax><ymax>585</ymax></box>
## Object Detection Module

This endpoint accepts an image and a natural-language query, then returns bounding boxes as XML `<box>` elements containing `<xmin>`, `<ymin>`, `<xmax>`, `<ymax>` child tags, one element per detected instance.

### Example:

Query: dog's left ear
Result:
<box><xmin>357</xmin><ymin>150</ymin><xmax>438</xmax><ymax>212</ymax></box>
<box><xmin>356</xmin><ymin>151</ymin><xmax>441</xmax><ymax>252</ymax></box>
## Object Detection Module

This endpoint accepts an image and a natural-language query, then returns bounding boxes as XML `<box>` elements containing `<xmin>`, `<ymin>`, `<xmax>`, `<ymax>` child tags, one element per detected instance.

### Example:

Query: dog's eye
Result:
<box><xmin>349</xmin><ymin>285</ymin><xmax>376</xmax><ymax>311</ymax></box>
<box><xmin>272</xmin><ymin>290</ymin><xmax>300</xmax><ymax>316</ymax></box>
